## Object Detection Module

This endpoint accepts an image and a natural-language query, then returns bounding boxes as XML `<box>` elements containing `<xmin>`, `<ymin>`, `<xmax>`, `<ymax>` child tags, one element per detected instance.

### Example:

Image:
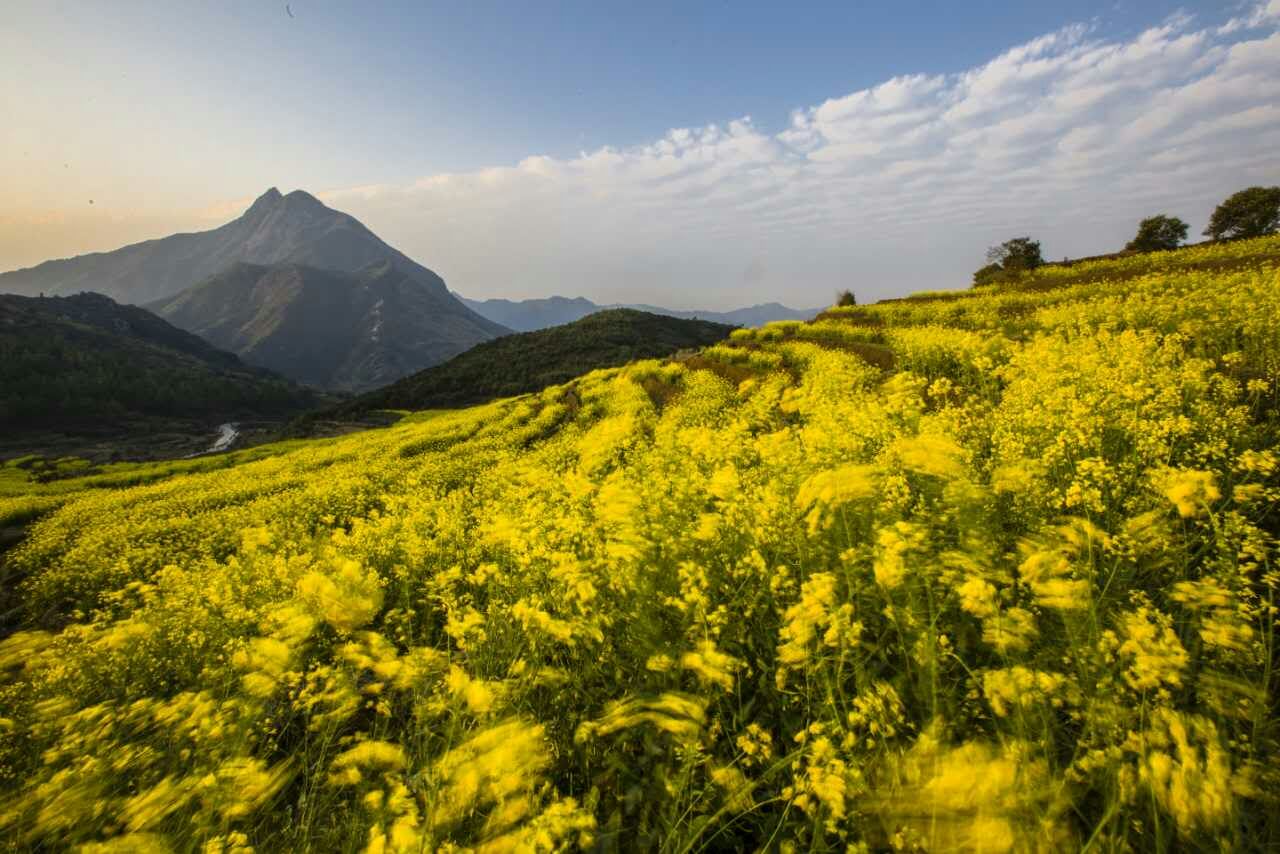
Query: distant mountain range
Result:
<box><xmin>455</xmin><ymin>294</ymin><xmax>823</xmax><ymax>332</ymax></box>
<box><xmin>0</xmin><ymin>189</ymin><xmax>508</xmax><ymax>391</ymax></box>
<box><xmin>0</xmin><ymin>292</ymin><xmax>315</xmax><ymax>428</ymax></box>
<box><xmin>322</xmin><ymin>308</ymin><xmax>734</xmax><ymax>417</ymax></box>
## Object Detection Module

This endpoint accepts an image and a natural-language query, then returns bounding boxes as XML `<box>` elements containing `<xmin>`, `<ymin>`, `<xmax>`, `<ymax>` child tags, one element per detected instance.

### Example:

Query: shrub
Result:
<box><xmin>972</xmin><ymin>263</ymin><xmax>1006</xmax><ymax>287</ymax></box>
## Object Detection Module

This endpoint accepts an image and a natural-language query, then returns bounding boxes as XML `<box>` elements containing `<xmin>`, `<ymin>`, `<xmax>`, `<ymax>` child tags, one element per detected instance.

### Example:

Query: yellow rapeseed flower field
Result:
<box><xmin>1</xmin><ymin>236</ymin><xmax>1278</xmax><ymax>851</ymax></box>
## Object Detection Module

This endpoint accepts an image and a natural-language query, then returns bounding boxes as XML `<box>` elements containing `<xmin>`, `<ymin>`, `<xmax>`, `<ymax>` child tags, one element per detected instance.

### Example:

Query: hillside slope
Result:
<box><xmin>335</xmin><ymin>308</ymin><xmax>734</xmax><ymax>413</ymax></box>
<box><xmin>3</xmin><ymin>235</ymin><xmax>1279</xmax><ymax>850</ymax></box>
<box><xmin>0</xmin><ymin>292</ymin><xmax>315</xmax><ymax>427</ymax></box>
<box><xmin>149</xmin><ymin>261</ymin><xmax>508</xmax><ymax>392</ymax></box>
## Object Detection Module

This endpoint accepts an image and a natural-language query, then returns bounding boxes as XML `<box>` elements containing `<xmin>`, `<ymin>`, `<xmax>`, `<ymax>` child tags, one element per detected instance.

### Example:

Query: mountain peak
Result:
<box><xmin>0</xmin><ymin>184</ymin><xmax>472</xmax><ymax>312</ymax></box>
<box><xmin>283</xmin><ymin>189</ymin><xmax>325</xmax><ymax>210</ymax></box>
<box><xmin>245</xmin><ymin>187</ymin><xmax>284</xmax><ymax>218</ymax></box>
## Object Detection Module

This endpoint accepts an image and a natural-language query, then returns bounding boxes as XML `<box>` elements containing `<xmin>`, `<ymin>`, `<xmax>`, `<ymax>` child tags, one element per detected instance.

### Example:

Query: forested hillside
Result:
<box><xmin>331</xmin><ymin>308</ymin><xmax>734</xmax><ymax>415</ymax></box>
<box><xmin>1</xmin><ymin>236</ymin><xmax>1278</xmax><ymax>851</ymax></box>
<box><xmin>0</xmin><ymin>292</ymin><xmax>314</xmax><ymax>427</ymax></box>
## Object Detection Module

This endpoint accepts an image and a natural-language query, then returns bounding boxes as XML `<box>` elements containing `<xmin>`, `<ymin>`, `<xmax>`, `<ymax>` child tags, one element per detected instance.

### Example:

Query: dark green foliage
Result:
<box><xmin>1204</xmin><ymin>186</ymin><xmax>1280</xmax><ymax>241</ymax></box>
<box><xmin>0</xmin><ymin>293</ymin><xmax>316</xmax><ymax>428</ymax></box>
<box><xmin>971</xmin><ymin>263</ymin><xmax>1006</xmax><ymax>287</ymax></box>
<box><xmin>975</xmin><ymin>237</ymin><xmax>1043</xmax><ymax>286</ymax></box>
<box><xmin>1126</xmin><ymin>215</ymin><xmax>1188</xmax><ymax>252</ymax></box>
<box><xmin>332</xmin><ymin>309</ymin><xmax>735</xmax><ymax>416</ymax></box>
<box><xmin>836</xmin><ymin>290</ymin><xmax>858</xmax><ymax>307</ymax></box>
<box><xmin>986</xmin><ymin>237</ymin><xmax>1043</xmax><ymax>272</ymax></box>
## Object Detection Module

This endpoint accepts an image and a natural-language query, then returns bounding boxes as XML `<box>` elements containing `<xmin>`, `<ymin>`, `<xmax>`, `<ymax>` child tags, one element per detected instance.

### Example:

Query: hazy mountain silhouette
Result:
<box><xmin>0</xmin><ymin>188</ymin><xmax>492</xmax><ymax>308</ymax></box>
<box><xmin>455</xmin><ymin>294</ymin><xmax>822</xmax><ymax>332</ymax></box>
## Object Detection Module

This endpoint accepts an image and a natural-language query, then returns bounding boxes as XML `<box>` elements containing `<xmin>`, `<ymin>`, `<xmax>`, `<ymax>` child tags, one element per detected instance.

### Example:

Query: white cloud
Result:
<box><xmin>315</xmin><ymin>11</ymin><xmax>1280</xmax><ymax>308</ymax></box>
<box><xmin>1219</xmin><ymin>0</ymin><xmax>1280</xmax><ymax>33</ymax></box>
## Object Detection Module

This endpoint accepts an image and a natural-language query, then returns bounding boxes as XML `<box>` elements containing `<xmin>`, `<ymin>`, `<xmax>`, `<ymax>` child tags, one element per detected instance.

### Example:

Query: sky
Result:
<box><xmin>3</xmin><ymin>1</ymin><xmax>1279</xmax><ymax>308</ymax></box>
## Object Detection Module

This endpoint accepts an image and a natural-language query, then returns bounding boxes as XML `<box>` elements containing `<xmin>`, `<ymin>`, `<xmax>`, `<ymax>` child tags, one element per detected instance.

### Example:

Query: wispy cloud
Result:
<box><xmin>318</xmin><ymin>6</ymin><xmax>1280</xmax><ymax>306</ymax></box>
<box><xmin>316</xmin><ymin>8</ymin><xmax>1278</xmax><ymax>306</ymax></box>
<box><xmin>1219</xmin><ymin>0</ymin><xmax>1280</xmax><ymax>33</ymax></box>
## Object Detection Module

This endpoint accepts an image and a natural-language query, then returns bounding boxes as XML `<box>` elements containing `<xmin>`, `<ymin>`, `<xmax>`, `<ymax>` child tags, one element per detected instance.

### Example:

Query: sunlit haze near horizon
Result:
<box><xmin>3</xmin><ymin>0</ymin><xmax>1279</xmax><ymax>309</ymax></box>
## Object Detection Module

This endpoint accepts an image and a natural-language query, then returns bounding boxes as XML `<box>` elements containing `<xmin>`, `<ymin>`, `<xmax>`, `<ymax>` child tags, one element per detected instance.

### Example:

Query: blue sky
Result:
<box><xmin>3</xmin><ymin>1</ymin><xmax>1279</xmax><ymax>307</ymax></box>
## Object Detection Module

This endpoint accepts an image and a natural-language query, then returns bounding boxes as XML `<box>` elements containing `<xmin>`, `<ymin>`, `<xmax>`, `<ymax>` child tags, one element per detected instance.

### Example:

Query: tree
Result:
<box><xmin>974</xmin><ymin>237</ymin><xmax>1042</xmax><ymax>286</ymax></box>
<box><xmin>1203</xmin><ymin>186</ymin><xmax>1280</xmax><ymax>241</ymax></box>
<box><xmin>835</xmin><ymin>289</ymin><xmax>857</xmax><ymax>307</ymax></box>
<box><xmin>986</xmin><ymin>237</ymin><xmax>1043</xmax><ymax>273</ymax></box>
<box><xmin>1125</xmin><ymin>215</ymin><xmax>1188</xmax><ymax>253</ymax></box>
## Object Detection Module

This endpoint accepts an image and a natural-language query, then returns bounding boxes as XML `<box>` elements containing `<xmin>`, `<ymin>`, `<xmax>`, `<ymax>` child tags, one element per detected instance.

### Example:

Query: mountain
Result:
<box><xmin>0</xmin><ymin>188</ymin><xmax>510</xmax><ymax>391</ymax></box>
<box><xmin>0</xmin><ymin>292</ymin><xmax>316</xmax><ymax>428</ymax></box>
<box><xmin>455</xmin><ymin>293</ymin><xmax>822</xmax><ymax>332</ymax></box>
<box><xmin>0</xmin><ymin>188</ymin><xmax>475</xmax><ymax>307</ymax></box>
<box><xmin>323</xmin><ymin>308</ymin><xmax>734</xmax><ymax>416</ymax></box>
<box><xmin>149</xmin><ymin>261</ymin><xmax>509</xmax><ymax>392</ymax></box>
<box><xmin>452</xmin><ymin>295</ymin><xmax>601</xmax><ymax>332</ymax></box>
<box><xmin>620</xmin><ymin>301</ymin><xmax>824</xmax><ymax>328</ymax></box>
